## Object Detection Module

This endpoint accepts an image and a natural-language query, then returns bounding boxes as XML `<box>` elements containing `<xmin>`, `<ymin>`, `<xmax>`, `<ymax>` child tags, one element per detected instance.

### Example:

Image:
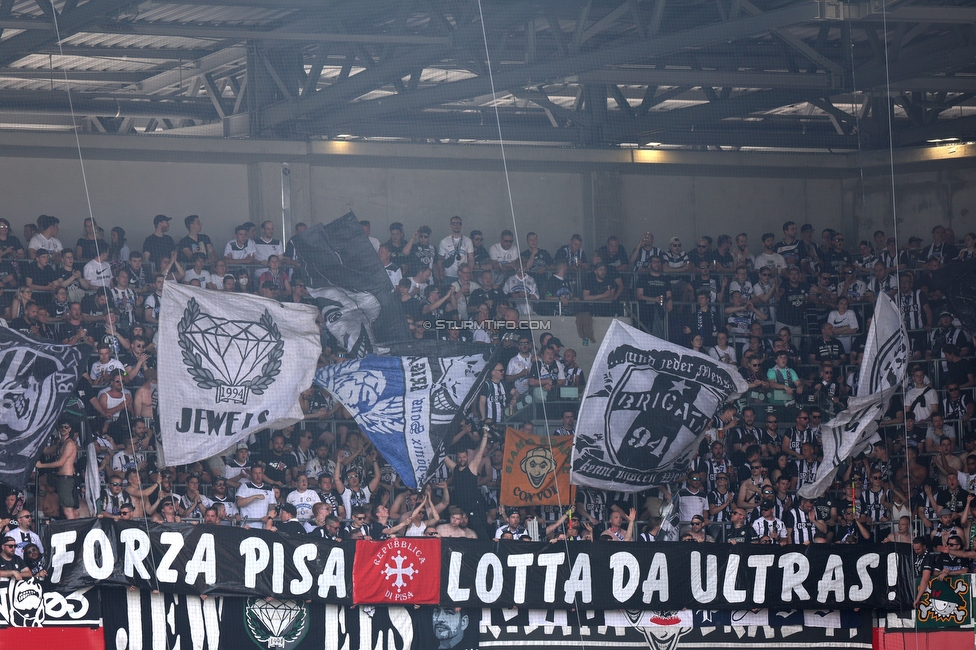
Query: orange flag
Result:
<box><xmin>500</xmin><ymin>427</ymin><xmax>575</xmax><ymax>507</ymax></box>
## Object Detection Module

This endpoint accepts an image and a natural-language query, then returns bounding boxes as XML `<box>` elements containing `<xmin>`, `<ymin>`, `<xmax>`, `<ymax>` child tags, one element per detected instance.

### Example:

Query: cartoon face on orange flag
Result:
<box><xmin>500</xmin><ymin>427</ymin><xmax>575</xmax><ymax>507</ymax></box>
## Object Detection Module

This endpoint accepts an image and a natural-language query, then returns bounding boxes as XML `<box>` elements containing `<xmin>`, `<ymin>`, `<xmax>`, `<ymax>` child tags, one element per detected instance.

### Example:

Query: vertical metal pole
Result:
<box><xmin>281</xmin><ymin>162</ymin><xmax>292</xmax><ymax>241</ymax></box>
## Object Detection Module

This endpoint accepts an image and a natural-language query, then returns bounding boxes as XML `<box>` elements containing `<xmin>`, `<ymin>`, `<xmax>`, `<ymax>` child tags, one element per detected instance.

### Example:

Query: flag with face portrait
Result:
<box><xmin>0</xmin><ymin>329</ymin><xmax>81</xmax><ymax>490</ymax></box>
<box><xmin>157</xmin><ymin>282</ymin><xmax>321</xmax><ymax>466</ymax></box>
<box><xmin>500</xmin><ymin>427</ymin><xmax>574</xmax><ymax>507</ymax></box>
<box><xmin>292</xmin><ymin>212</ymin><xmax>411</xmax><ymax>357</ymax></box>
<box><xmin>315</xmin><ymin>341</ymin><xmax>496</xmax><ymax>489</ymax></box>
<box><xmin>571</xmin><ymin>320</ymin><xmax>749</xmax><ymax>491</ymax></box>
<box><xmin>798</xmin><ymin>293</ymin><xmax>907</xmax><ymax>498</ymax></box>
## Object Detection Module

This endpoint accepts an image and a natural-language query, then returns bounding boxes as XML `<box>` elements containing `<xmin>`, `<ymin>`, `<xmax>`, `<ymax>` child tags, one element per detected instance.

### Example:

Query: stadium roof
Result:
<box><xmin>2</xmin><ymin>0</ymin><xmax>975</xmax><ymax>152</ymax></box>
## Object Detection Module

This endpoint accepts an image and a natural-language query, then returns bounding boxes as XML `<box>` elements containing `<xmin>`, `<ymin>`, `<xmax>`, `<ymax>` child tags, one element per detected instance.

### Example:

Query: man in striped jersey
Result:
<box><xmin>478</xmin><ymin>363</ymin><xmax>508</xmax><ymax>422</ymax></box>
<box><xmin>898</xmin><ymin>272</ymin><xmax>931</xmax><ymax>359</ymax></box>
<box><xmin>752</xmin><ymin>500</ymin><xmax>788</xmax><ymax>545</ymax></box>
<box><xmin>784</xmin><ymin>497</ymin><xmax>825</xmax><ymax>545</ymax></box>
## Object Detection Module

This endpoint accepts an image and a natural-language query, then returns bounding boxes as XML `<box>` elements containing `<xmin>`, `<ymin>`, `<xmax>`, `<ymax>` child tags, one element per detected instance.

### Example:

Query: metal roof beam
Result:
<box><xmin>576</xmin><ymin>68</ymin><xmax>833</xmax><ymax>89</ymax></box>
<box><xmin>0</xmin><ymin>89</ymin><xmax>218</xmax><ymax>119</ymax></box>
<box><xmin>89</xmin><ymin>22</ymin><xmax>454</xmax><ymax>46</ymax></box>
<box><xmin>0</xmin><ymin>0</ymin><xmax>138</xmax><ymax>68</ymax></box>
<box><xmin>311</xmin><ymin>1</ymin><xmax>829</xmax><ymax>130</ymax></box>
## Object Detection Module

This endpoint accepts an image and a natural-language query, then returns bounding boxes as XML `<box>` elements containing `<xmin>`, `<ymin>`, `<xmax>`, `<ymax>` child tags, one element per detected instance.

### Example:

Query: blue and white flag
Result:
<box><xmin>158</xmin><ymin>282</ymin><xmax>321</xmax><ymax>466</ymax></box>
<box><xmin>798</xmin><ymin>293</ymin><xmax>908</xmax><ymax>498</ymax></box>
<box><xmin>0</xmin><ymin>328</ymin><xmax>81</xmax><ymax>490</ymax></box>
<box><xmin>571</xmin><ymin>320</ymin><xmax>749</xmax><ymax>491</ymax></box>
<box><xmin>315</xmin><ymin>343</ymin><xmax>495</xmax><ymax>488</ymax></box>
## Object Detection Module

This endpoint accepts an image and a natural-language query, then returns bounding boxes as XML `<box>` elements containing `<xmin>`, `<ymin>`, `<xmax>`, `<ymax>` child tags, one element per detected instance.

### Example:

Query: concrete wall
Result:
<box><xmin>308</xmin><ymin>165</ymin><xmax>585</xmax><ymax>251</ymax></box>
<box><xmin>847</xmin><ymin>166</ymin><xmax>976</xmax><ymax>245</ymax></box>
<box><xmin>0</xmin><ymin>156</ymin><xmax>248</xmax><ymax>251</ymax></box>
<box><xmin>0</xmin><ymin>141</ymin><xmax>970</xmax><ymax>259</ymax></box>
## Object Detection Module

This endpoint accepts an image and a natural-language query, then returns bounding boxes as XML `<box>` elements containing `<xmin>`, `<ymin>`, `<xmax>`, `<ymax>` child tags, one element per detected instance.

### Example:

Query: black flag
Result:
<box><xmin>0</xmin><ymin>329</ymin><xmax>82</xmax><ymax>490</ymax></box>
<box><xmin>293</xmin><ymin>212</ymin><xmax>410</xmax><ymax>356</ymax></box>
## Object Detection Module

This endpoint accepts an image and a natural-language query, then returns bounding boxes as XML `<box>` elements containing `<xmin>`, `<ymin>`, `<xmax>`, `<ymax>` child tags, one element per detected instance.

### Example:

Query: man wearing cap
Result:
<box><xmin>143</xmin><ymin>214</ymin><xmax>176</xmax><ymax>266</ymax></box>
<box><xmin>209</xmin><ymin>477</ymin><xmax>239</xmax><ymax>524</ymax></box>
<box><xmin>0</xmin><ymin>537</ymin><xmax>29</xmax><ymax>581</ymax></box>
<box><xmin>675</xmin><ymin>470</ymin><xmax>709</xmax><ymax>525</ymax></box>
<box><xmin>752</xmin><ymin>500</ymin><xmax>788</xmax><ymax>545</ymax></box>
<box><xmin>931</xmin><ymin>508</ymin><xmax>962</xmax><ymax>547</ymax></box>
<box><xmin>662</xmin><ymin>237</ymin><xmax>691</xmax><ymax>273</ymax></box>
<box><xmin>928</xmin><ymin>312</ymin><xmax>970</xmax><ymax>367</ymax></box>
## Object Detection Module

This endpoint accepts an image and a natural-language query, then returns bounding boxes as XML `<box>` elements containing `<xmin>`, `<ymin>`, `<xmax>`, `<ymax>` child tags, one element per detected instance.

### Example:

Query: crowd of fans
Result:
<box><xmin>1</xmin><ymin>213</ymin><xmax>975</xmax><ymax>585</ymax></box>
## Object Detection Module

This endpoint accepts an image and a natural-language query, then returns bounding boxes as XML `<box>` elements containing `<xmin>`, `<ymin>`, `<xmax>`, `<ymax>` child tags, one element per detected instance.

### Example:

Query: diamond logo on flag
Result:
<box><xmin>244</xmin><ymin>597</ymin><xmax>309</xmax><ymax>650</ymax></box>
<box><xmin>177</xmin><ymin>297</ymin><xmax>284</xmax><ymax>405</ymax></box>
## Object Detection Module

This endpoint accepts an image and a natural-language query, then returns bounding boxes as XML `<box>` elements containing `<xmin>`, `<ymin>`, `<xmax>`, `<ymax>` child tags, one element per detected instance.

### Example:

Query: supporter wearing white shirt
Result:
<box><xmin>286</xmin><ymin>475</ymin><xmax>321</xmax><ymax>521</ymax></box>
<box><xmin>224</xmin><ymin>226</ymin><xmax>256</xmax><ymax>262</ymax></box>
<box><xmin>83</xmin><ymin>250</ymin><xmax>112</xmax><ymax>289</ymax></box>
<box><xmin>489</xmin><ymin>230</ymin><xmax>520</xmax><ymax>279</ymax></box>
<box><xmin>437</xmin><ymin>216</ymin><xmax>473</xmax><ymax>280</ymax></box>
<box><xmin>236</xmin><ymin>463</ymin><xmax>275</xmax><ymax>528</ymax></box>
<box><xmin>29</xmin><ymin>215</ymin><xmax>63</xmax><ymax>259</ymax></box>
<box><xmin>254</xmin><ymin>221</ymin><xmax>284</xmax><ymax>263</ymax></box>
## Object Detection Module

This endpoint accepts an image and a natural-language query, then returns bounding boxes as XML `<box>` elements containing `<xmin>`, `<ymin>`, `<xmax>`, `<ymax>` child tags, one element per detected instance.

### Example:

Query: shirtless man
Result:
<box><xmin>133</xmin><ymin>369</ymin><xmax>157</xmax><ymax>418</ymax></box>
<box><xmin>436</xmin><ymin>505</ymin><xmax>478</xmax><ymax>538</ymax></box>
<box><xmin>122</xmin><ymin>467</ymin><xmax>161</xmax><ymax>518</ymax></box>
<box><xmin>35</xmin><ymin>420</ymin><xmax>79</xmax><ymax>519</ymax></box>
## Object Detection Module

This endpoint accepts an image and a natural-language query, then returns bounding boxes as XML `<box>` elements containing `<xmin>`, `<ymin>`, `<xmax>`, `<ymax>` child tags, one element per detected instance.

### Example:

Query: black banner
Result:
<box><xmin>47</xmin><ymin>519</ymin><xmax>353</xmax><ymax>604</ymax></box>
<box><xmin>440</xmin><ymin>539</ymin><xmax>915</xmax><ymax>611</ymax></box>
<box><xmin>101</xmin><ymin>588</ymin><xmax>479</xmax><ymax>650</ymax></box>
<box><xmin>479</xmin><ymin>609</ymin><xmax>873</xmax><ymax>650</ymax></box>
<box><xmin>46</xmin><ymin>520</ymin><xmax>916</xmax><ymax>611</ymax></box>
<box><xmin>0</xmin><ymin>578</ymin><xmax>99</xmax><ymax>629</ymax></box>
<box><xmin>0</xmin><ymin>328</ymin><xmax>82</xmax><ymax>490</ymax></box>
<box><xmin>292</xmin><ymin>211</ymin><xmax>410</xmax><ymax>355</ymax></box>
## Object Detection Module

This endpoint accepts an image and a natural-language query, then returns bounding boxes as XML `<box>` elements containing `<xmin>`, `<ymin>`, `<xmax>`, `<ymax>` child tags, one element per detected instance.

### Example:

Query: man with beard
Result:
<box><xmin>444</xmin><ymin>427</ymin><xmax>490</xmax><ymax>539</ymax></box>
<box><xmin>431</xmin><ymin>607</ymin><xmax>469</xmax><ymax>649</ymax></box>
<box><xmin>0</xmin><ymin>537</ymin><xmax>29</xmax><ymax>580</ymax></box>
<box><xmin>308</xmin><ymin>285</ymin><xmax>381</xmax><ymax>357</ymax></box>
<box><xmin>35</xmin><ymin>420</ymin><xmax>79</xmax><ymax>519</ymax></box>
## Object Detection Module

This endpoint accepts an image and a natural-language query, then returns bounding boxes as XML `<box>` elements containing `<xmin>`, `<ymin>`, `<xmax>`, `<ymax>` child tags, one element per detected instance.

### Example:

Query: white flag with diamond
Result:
<box><xmin>158</xmin><ymin>282</ymin><xmax>321</xmax><ymax>465</ymax></box>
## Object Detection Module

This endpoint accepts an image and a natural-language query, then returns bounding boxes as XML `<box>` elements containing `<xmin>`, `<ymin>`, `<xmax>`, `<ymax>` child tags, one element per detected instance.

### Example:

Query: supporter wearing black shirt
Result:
<box><xmin>725</xmin><ymin>507</ymin><xmax>756</xmax><ymax>545</ymax></box>
<box><xmin>24</xmin><ymin>250</ymin><xmax>59</xmax><ymax>301</ymax></box>
<box><xmin>581</xmin><ymin>263</ymin><xmax>617</xmax><ymax>317</ymax></box>
<box><xmin>142</xmin><ymin>215</ymin><xmax>176</xmax><ymax>265</ymax></box>
<box><xmin>469</xmin><ymin>271</ymin><xmax>504</xmax><ymax>315</ymax></box>
<box><xmin>822</xmin><ymin>233</ymin><xmax>853</xmax><ymax>274</ymax></box>
<box><xmin>444</xmin><ymin>430</ymin><xmax>489</xmax><ymax>539</ymax></box>
<box><xmin>776</xmin><ymin>267</ymin><xmax>808</xmax><ymax>329</ymax></box>
<box><xmin>775</xmin><ymin>221</ymin><xmax>806</xmax><ymax>269</ymax></box>
<box><xmin>594</xmin><ymin>237</ymin><xmax>629</xmax><ymax>271</ymax></box>
<box><xmin>261</xmin><ymin>433</ymin><xmax>293</xmax><ymax>488</ymax></box>
<box><xmin>808</xmin><ymin>322</ymin><xmax>846</xmax><ymax>365</ymax></box>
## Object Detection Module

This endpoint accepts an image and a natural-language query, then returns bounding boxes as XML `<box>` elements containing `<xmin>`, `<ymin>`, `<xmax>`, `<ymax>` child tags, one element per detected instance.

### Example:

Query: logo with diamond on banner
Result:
<box><xmin>244</xmin><ymin>597</ymin><xmax>309</xmax><ymax>650</ymax></box>
<box><xmin>177</xmin><ymin>297</ymin><xmax>284</xmax><ymax>405</ymax></box>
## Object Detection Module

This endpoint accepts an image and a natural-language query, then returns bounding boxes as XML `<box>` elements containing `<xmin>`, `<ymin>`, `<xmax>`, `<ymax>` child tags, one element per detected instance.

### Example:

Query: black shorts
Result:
<box><xmin>56</xmin><ymin>474</ymin><xmax>79</xmax><ymax>510</ymax></box>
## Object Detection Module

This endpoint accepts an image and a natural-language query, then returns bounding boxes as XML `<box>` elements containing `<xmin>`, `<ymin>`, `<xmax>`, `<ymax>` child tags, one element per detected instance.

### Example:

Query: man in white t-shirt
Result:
<box><xmin>753</xmin><ymin>233</ymin><xmax>787</xmax><ymax>275</ymax></box>
<box><xmin>286</xmin><ymin>474</ymin><xmax>322</xmax><ymax>521</ymax></box>
<box><xmin>437</xmin><ymin>216</ymin><xmax>473</xmax><ymax>281</ymax></box>
<box><xmin>489</xmin><ymin>230</ymin><xmax>520</xmax><ymax>283</ymax></box>
<box><xmin>29</xmin><ymin>214</ymin><xmax>63</xmax><ymax>260</ymax></box>
<box><xmin>83</xmin><ymin>249</ymin><xmax>112</xmax><ymax>289</ymax></box>
<box><xmin>224</xmin><ymin>225</ymin><xmax>256</xmax><ymax>263</ymax></box>
<box><xmin>236</xmin><ymin>462</ymin><xmax>276</xmax><ymax>528</ymax></box>
<box><xmin>361</xmin><ymin>220</ymin><xmax>380</xmax><ymax>252</ymax></box>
